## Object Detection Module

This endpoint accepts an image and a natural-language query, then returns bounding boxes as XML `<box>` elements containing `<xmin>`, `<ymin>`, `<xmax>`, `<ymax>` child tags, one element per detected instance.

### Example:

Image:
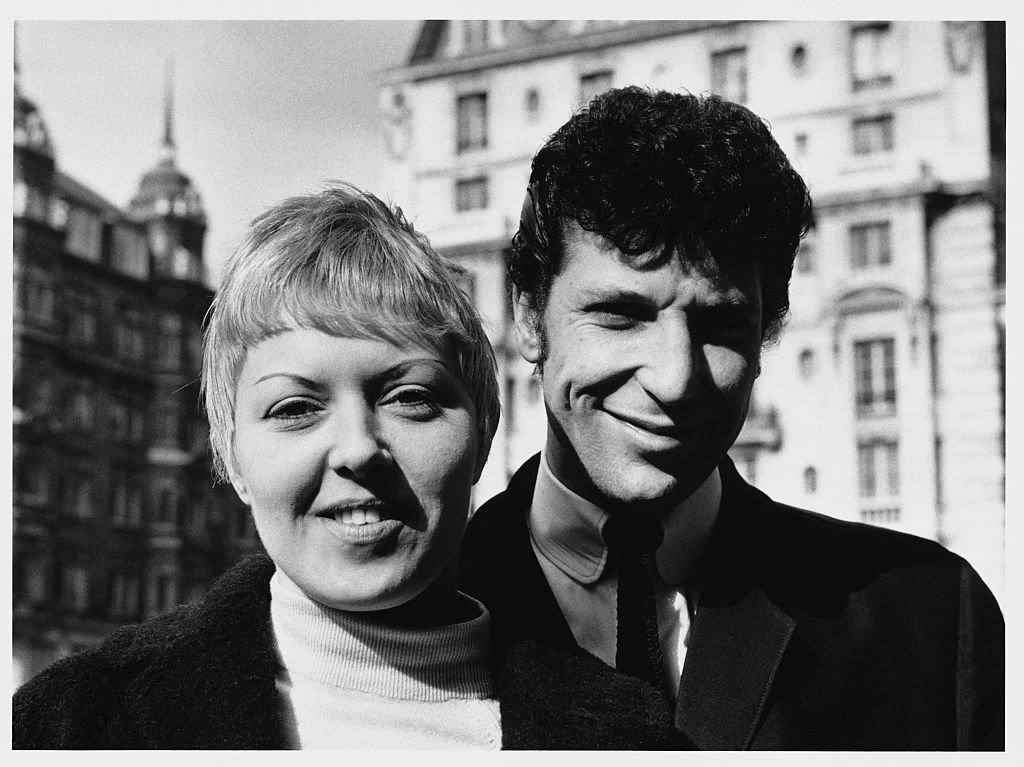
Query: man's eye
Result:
<box><xmin>699</xmin><ymin>315</ymin><xmax>758</xmax><ymax>344</ymax></box>
<box><xmin>590</xmin><ymin>303</ymin><xmax>650</xmax><ymax>328</ymax></box>
<box><xmin>266</xmin><ymin>398</ymin><xmax>320</xmax><ymax>420</ymax></box>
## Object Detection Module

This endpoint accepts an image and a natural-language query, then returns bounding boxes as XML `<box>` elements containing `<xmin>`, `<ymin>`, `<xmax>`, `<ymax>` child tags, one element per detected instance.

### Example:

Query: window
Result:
<box><xmin>18</xmin><ymin>267</ymin><xmax>56</xmax><ymax>327</ymax></box>
<box><xmin>795</xmin><ymin>239</ymin><xmax>815</xmax><ymax>273</ymax></box>
<box><xmin>108</xmin><ymin>570</ymin><xmax>141</xmax><ymax>619</ymax></box>
<box><xmin>114</xmin><ymin>307</ymin><xmax>147</xmax><ymax>362</ymax></box>
<box><xmin>155</xmin><ymin>403</ymin><xmax>179</xmax><ymax>445</ymax></box>
<box><xmin>15</xmin><ymin>460</ymin><xmax>50</xmax><ymax>505</ymax></box>
<box><xmin>857</xmin><ymin>439</ymin><xmax>900</xmax><ymax>523</ymax></box>
<box><xmin>66</xmin><ymin>385</ymin><xmax>97</xmax><ymax>431</ymax></box>
<box><xmin>17</xmin><ymin>555</ymin><xmax>49</xmax><ymax>604</ymax></box>
<box><xmin>64</xmin><ymin>472</ymin><xmax>95</xmax><ymax>519</ymax></box>
<box><xmin>711</xmin><ymin>47</ymin><xmax>748</xmax><ymax>103</ymax></box>
<box><xmin>854</xmin><ymin>338</ymin><xmax>896</xmax><ymax>417</ymax></box>
<box><xmin>798</xmin><ymin>348</ymin><xmax>816</xmax><ymax>380</ymax></box>
<box><xmin>851</xmin><ymin>23</ymin><xmax>894</xmax><ymax>89</ymax></box>
<box><xmin>791</xmin><ymin>44</ymin><xmax>808</xmax><ymax>74</ymax></box>
<box><xmin>112</xmin><ymin>470</ymin><xmax>143</xmax><ymax>527</ymax></box>
<box><xmin>525</xmin><ymin>87</ymin><xmax>541</xmax><ymax>117</ymax></box>
<box><xmin>849</xmin><ymin>222</ymin><xmax>892</xmax><ymax>269</ymax></box>
<box><xmin>157</xmin><ymin>312</ymin><xmax>183</xmax><ymax>367</ymax></box>
<box><xmin>455</xmin><ymin>177</ymin><xmax>489</xmax><ymax>212</ymax></box>
<box><xmin>65</xmin><ymin>206</ymin><xmax>103</xmax><ymax>261</ymax></box>
<box><xmin>156</xmin><ymin>485</ymin><xmax>180</xmax><ymax>526</ymax></box>
<box><xmin>852</xmin><ymin>114</ymin><xmax>894</xmax><ymax>155</ymax></box>
<box><xmin>111</xmin><ymin>225</ymin><xmax>149</xmax><ymax>279</ymax></box>
<box><xmin>461</xmin><ymin>20</ymin><xmax>490</xmax><ymax>52</ymax></box>
<box><xmin>16</xmin><ymin>366</ymin><xmax>53</xmax><ymax>418</ymax></box>
<box><xmin>579</xmin><ymin>70</ymin><xmax>613</xmax><ymax>104</ymax></box>
<box><xmin>184</xmin><ymin>499</ymin><xmax>207</xmax><ymax>538</ymax></box>
<box><xmin>109</xmin><ymin>396</ymin><xmax>131</xmax><ymax>441</ymax></box>
<box><xmin>13</xmin><ymin>180</ymin><xmax>50</xmax><ymax>222</ymax></box>
<box><xmin>60</xmin><ymin>564</ymin><xmax>90</xmax><ymax>613</ymax></box>
<box><xmin>151</xmin><ymin>572</ymin><xmax>180</xmax><ymax>614</ymax></box>
<box><xmin>66</xmin><ymin>295</ymin><xmax>99</xmax><ymax>346</ymax></box>
<box><xmin>803</xmin><ymin>466</ymin><xmax>818</xmax><ymax>494</ymax></box>
<box><xmin>456</xmin><ymin>92</ymin><xmax>488</xmax><ymax>153</ymax></box>
<box><xmin>130</xmin><ymin>400</ymin><xmax>146</xmax><ymax>442</ymax></box>
<box><xmin>49</xmin><ymin>197</ymin><xmax>69</xmax><ymax>229</ymax></box>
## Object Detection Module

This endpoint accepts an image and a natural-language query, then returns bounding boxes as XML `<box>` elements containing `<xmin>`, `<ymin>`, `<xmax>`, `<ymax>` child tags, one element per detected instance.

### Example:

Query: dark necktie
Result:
<box><xmin>603</xmin><ymin>514</ymin><xmax>665</xmax><ymax>688</ymax></box>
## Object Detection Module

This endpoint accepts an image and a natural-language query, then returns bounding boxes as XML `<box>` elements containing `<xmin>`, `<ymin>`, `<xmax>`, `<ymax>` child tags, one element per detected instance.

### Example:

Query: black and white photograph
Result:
<box><xmin>10</xmin><ymin>4</ymin><xmax>1011</xmax><ymax>753</ymax></box>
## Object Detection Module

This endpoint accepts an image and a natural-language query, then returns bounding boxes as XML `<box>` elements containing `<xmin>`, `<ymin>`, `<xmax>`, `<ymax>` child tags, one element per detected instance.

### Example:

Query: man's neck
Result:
<box><xmin>538</xmin><ymin>447</ymin><xmax>722</xmax><ymax>586</ymax></box>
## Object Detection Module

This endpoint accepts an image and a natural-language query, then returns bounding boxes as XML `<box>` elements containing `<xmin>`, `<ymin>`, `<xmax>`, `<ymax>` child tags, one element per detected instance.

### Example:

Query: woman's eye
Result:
<box><xmin>381</xmin><ymin>386</ymin><xmax>441</xmax><ymax>417</ymax></box>
<box><xmin>266</xmin><ymin>398</ymin><xmax>320</xmax><ymax>420</ymax></box>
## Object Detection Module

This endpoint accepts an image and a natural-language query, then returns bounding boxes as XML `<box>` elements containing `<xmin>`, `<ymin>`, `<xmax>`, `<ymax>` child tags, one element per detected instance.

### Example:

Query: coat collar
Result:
<box><xmin>468</xmin><ymin>454</ymin><xmax>796</xmax><ymax>751</ymax></box>
<box><xmin>100</xmin><ymin>555</ymin><xmax>290</xmax><ymax>748</ymax></box>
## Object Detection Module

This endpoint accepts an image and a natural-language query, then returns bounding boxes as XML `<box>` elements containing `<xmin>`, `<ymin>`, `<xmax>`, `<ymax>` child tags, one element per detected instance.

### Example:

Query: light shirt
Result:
<box><xmin>270</xmin><ymin>572</ymin><xmax>501</xmax><ymax>749</ymax></box>
<box><xmin>528</xmin><ymin>452</ymin><xmax>721</xmax><ymax>698</ymax></box>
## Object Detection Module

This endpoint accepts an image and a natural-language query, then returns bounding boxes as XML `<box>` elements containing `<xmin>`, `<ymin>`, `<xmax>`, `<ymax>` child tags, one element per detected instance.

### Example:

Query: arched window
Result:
<box><xmin>803</xmin><ymin>466</ymin><xmax>818</xmax><ymax>494</ymax></box>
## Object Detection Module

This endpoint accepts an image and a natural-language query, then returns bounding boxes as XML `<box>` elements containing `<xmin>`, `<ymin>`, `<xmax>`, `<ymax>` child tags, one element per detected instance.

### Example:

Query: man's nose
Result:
<box><xmin>635</xmin><ymin>320</ymin><xmax>703</xmax><ymax>405</ymax></box>
<box><xmin>326</xmin><ymin>407</ymin><xmax>392</xmax><ymax>478</ymax></box>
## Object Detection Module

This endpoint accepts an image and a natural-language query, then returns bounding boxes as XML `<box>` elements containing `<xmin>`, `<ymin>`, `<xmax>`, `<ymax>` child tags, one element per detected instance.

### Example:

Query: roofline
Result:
<box><xmin>54</xmin><ymin>171</ymin><xmax>126</xmax><ymax>218</ymax></box>
<box><xmin>383</xmin><ymin>19</ymin><xmax>741</xmax><ymax>85</ymax></box>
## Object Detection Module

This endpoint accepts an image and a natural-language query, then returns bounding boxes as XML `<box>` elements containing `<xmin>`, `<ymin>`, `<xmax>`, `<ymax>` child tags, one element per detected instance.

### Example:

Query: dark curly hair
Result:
<box><xmin>511</xmin><ymin>86</ymin><xmax>812</xmax><ymax>344</ymax></box>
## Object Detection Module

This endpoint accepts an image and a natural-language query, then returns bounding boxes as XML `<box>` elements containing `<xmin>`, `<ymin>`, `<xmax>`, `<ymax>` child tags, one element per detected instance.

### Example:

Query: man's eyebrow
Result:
<box><xmin>577</xmin><ymin>286</ymin><xmax>654</xmax><ymax>304</ymax></box>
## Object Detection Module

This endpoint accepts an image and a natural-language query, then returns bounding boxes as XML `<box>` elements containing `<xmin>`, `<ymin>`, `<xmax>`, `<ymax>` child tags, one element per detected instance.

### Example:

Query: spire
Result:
<box><xmin>160</xmin><ymin>57</ymin><xmax>176</xmax><ymax>164</ymax></box>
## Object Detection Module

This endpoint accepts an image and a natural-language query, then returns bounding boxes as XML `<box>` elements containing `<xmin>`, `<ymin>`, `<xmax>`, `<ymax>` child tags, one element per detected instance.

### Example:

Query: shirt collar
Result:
<box><xmin>529</xmin><ymin>451</ymin><xmax>722</xmax><ymax>587</ymax></box>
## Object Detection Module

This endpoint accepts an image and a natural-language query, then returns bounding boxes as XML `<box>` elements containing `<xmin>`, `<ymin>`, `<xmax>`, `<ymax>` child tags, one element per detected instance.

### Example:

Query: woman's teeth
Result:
<box><xmin>337</xmin><ymin>508</ymin><xmax>382</xmax><ymax>525</ymax></box>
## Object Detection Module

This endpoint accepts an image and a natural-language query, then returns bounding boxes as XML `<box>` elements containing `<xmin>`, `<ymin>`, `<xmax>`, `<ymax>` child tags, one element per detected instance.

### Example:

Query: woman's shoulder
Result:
<box><xmin>13</xmin><ymin>555</ymin><xmax>276</xmax><ymax>749</ymax></box>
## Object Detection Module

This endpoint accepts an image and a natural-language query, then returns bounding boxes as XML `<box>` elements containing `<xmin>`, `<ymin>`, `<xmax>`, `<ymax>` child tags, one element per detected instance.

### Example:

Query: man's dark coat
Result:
<box><xmin>459</xmin><ymin>454</ymin><xmax>1004</xmax><ymax>750</ymax></box>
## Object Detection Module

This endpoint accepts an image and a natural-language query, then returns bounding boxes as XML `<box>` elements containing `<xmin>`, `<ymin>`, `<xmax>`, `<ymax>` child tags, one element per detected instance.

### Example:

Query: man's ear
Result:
<box><xmin>511</xmin><ymin>285</ymin><xmax>542</xmax><ymax>364</ymax></box>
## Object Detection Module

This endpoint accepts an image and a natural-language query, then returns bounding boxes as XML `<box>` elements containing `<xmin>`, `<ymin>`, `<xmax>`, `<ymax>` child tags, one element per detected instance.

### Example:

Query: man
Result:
<box><xmin>459</xmin><ymin>87</ymin><xmax>1004</xmax><ymax>750</ymax></box>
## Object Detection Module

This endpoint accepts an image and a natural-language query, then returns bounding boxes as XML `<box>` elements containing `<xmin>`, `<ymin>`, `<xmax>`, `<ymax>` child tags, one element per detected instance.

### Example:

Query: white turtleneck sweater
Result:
<box><xmin>269</xmin><ymin>572</ymin><xmax>501</xmax><ymax>750</ymax></box>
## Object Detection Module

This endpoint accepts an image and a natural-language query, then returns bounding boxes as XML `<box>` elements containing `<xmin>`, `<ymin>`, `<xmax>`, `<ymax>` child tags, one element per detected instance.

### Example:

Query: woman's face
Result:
<box><xmin>229</xmin><ymin>328</ymin><xmax>481</xmax><ymax>611</ymax></box>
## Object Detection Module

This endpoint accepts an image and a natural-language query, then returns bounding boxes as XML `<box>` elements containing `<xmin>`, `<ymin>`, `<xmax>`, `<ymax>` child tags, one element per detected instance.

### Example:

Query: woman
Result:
<box><xmin>13</xmin><ymin>184</ymin><xmax>502</xmax><ymax>749</ymax></box>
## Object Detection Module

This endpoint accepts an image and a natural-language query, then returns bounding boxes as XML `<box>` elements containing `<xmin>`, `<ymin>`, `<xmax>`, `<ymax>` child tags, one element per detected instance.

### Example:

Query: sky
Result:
<box><xmin>15</xmin><ymin>18</ymin><xmax>421</xmax><ymax>285</ymax></box>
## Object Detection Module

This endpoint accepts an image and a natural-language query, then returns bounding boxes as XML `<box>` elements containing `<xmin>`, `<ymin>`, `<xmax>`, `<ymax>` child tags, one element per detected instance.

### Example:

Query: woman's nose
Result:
<box><xmin>326</xmin><ymin>408</ymin><xmax>393</xmax><ymax>478</ymax></box>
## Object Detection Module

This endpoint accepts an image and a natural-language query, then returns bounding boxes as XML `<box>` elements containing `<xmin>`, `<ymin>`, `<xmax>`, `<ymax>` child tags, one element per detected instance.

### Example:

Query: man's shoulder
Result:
<box><xmin>465</xmin><ymin>454</ymin><xmax>541</xmax><ymax>541</ymax></box>
<box><xmin>721</xmin><ymin>472</ymin><xmax>986</xmax><ymax>612</ymax></box>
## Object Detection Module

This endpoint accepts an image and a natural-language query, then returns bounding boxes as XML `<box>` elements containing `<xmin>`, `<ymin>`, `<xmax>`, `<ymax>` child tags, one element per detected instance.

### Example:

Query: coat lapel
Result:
<box><xmin>674</xmin><ymin>458</ymin><xmax>796</xmax><ymax>750</ymax></box>
<box><xmin>675</xmin><ymin>586</ymin><xmax>794</xmax><ymax>750</ymax></box>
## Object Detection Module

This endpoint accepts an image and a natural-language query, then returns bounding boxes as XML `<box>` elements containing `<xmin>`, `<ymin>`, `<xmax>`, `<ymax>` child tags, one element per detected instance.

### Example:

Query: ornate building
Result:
<box><xmin>13</xmin><ymin>56</ymin><xmax>261</xmax><ymax>686</ymax></box>
<box><xmin>379</xmin><ymin>20</ymin><xmax>1005</xmax><ymax>601</ymax></box>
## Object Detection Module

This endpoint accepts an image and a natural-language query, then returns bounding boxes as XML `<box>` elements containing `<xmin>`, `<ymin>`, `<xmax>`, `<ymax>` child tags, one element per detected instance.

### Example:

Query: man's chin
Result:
<box><xmin>596</xmin><ymin>467</ymin><xmax>700</xmax><ymax>512</ymax></box>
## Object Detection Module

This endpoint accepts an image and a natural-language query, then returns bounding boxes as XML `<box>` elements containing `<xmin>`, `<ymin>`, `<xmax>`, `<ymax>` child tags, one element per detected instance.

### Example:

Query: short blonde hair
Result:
<box><xmin>201</xmin><ymin>183</ymin><xmax>500</xmax><ymax>482</ymax></box>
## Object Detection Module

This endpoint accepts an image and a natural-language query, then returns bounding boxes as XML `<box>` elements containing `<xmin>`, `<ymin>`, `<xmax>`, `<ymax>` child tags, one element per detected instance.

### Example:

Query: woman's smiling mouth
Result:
<box><xmin>315</xmin><ymin>502</ymin><xmax>406</xmax><ymax>544</ymax></box>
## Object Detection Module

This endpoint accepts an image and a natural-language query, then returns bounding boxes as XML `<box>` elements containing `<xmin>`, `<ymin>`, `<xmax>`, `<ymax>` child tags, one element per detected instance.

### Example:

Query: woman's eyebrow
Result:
<box><xmin>252</xmin><ymin>372</ymin><xmax>322</xmax><ymax>389</ymax></box>
<box><xmin>375</xmin><ymin>358</ymin><xmax>453</xmax><ymax>383</ymax></box>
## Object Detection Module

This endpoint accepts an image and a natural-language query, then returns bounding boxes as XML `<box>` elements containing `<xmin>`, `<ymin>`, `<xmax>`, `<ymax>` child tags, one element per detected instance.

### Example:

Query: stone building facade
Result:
<box><xmin>379</xmin><ymin>20</ymin><xmax>1005</xmax><ymax>601</ymax></box>
<box><xmin>12</xmin><ymin>60</ymin><xmax>262</xmax><ymax>685</ymax></box>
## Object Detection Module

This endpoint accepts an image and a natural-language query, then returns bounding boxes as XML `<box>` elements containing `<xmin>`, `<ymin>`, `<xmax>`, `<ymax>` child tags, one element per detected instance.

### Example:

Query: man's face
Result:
<box><xmin>514</xmin><ymin>223</ymin><xmax>762</xmax><ymax>511</ymax></box>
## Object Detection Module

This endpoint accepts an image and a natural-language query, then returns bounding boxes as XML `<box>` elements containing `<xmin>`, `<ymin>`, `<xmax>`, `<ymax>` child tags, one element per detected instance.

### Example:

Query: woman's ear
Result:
<box><xmin>511</xmin><ymin>286</ymin><xmax>542</xmax><ymax>364</ymax></box>
<box><xmin>225</xmin><ymin>448</ymin><xmax>252</xmax><ymax>506</ymax></box>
